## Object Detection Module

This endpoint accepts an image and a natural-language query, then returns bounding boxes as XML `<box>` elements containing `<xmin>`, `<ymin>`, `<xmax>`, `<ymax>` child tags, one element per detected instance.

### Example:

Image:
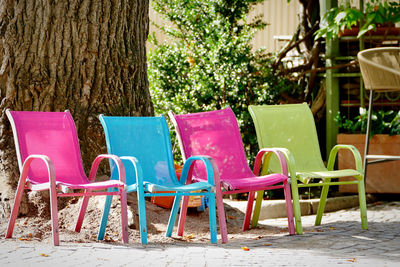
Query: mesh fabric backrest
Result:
<box><xmin>8</xmin><ymin>111</ymin><xmax>88</xmax><ymax>184</ymax></box>
<box><xmin>249</xmin><ymin>103</ymin><xmax>327</xmax><ymax>173</ymax></box>
<box><xmin>100</xmin><ymin>116</ymin><xmax>178</xmax><ymax>186</ymax></box>
<box><xmin>172</xmin><ymin>108</ymin><xmax>254</xmax><ymax>181</ymax></box>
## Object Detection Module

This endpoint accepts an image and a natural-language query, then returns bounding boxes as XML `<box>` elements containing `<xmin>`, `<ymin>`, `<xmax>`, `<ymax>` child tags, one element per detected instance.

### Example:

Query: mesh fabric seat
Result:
<box><xmin>5</xmin><ymin>110</ymin><xmax>128</xmax><ymax>246</ymax></box>
<box><xmin>169</xmin><ymin>108</ymin><xmax>295</xmax><ymax>239</ymax></box>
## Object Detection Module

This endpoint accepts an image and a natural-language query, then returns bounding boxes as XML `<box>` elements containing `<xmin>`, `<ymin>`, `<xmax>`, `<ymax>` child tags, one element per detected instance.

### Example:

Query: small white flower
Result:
<box><xmin>359</xmin><ymin>107</ymin><xmax>367</xmax><ymax>115</ymax></box>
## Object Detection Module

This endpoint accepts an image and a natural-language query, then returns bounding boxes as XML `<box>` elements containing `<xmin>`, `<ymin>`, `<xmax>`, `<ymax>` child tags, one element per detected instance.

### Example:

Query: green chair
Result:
<box><xmin>249</xmin><ymin>103</ymin><xmax>368</xmax><ymax>234</ymax></box>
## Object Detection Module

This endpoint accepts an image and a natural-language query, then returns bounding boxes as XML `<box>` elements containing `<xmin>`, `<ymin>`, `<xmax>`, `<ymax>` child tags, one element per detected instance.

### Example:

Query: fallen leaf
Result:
<box><xmin>39</xmin><ymin>253</ymin><xmax>49</xmax><ymax>257</ymax></box>
<box><xmin>18</xmin><ymin>237</ymin><xmax>31</xmax><ymax>241</ymax></box>
<box><xmin>263</xmin><ymin>243</ymin><xmax>272</xmax><ymax>246</ymax></box>
<box><xmin>311</xmin><ymin>229</ymin><xmax>324</xmax><ymax>232</ymax></box>
<box><xmin>227</xmin><ymin>216</ymin><xmax>236</xmax><ymax>220</ymax></box>
<box><xmin>329</xmin><ymin>227</ymin><xmax>335</xmax><ymax>230</ymax></box>
<box><xmin>241</xmin><ymin>246</ymin><xmax>250</xmax><ymax>251</ymax></box>
<box><xmin>184</xmin><ymin>234</ymin><xmax>195</xmax><ymax>240</ymax></box>
<box><xmin>28</xmin><ymin>233</ymin><xmax>33</xmax><ymax>238</ymax></box>
<box><xmin>346</xmin><ymin>258</ymin><xmax>356</xmax><ymax>262</ymax></box>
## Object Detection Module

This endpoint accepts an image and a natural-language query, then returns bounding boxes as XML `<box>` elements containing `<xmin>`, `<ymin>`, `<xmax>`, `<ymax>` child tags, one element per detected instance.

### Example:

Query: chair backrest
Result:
<box><xmin>99</xmin><ymin>115</ymin><xmax>179</xmax><ymax>187</ymax></box>
<box><xmin>358</xmin><ymin>47</ymin><xmax>400</xmax><ymax>91</ymax></box>
<box><xmin>7</xmin><ymin>110</ymin><xmax>88</xmax><ymax>184</ymax></box>
<box><xmin>248</xmin><ymin>103</ymin><xmax>327</xmax><ymax>173</ymax></box>
<box><xmin>169</xmin><ymin>108</ymin><xmax>255</xmax><ymax>181</ymax></box>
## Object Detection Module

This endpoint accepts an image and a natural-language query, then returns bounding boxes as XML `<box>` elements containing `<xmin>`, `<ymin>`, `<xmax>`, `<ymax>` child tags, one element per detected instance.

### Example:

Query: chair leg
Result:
<box><xmin>242</xmin><ymin>191</ymin><xmax>256</xmax><ymax>231</ymax></box>
<box><xmin>49</xmin><ymin>180</ymin><xmax>60</xmax><ymax>246</ymax></box>
<box><xmin>283</xmin><ymin>182</ymin><xmax>295</xmax><ymax>235</ymax></box>
<box><xmin>136</xmin><ymin>186</ymin><xmax>148</xmax><ymax>245</ymax></box>
<box><xmin>207</xmin><ymin>191</ymin><xmax>218</xmax><ymax>244</ymax></box>
<box><xmin>291</xmin><ymin>179</ymin><xmax>303</xmax><ymax>234</ymax></box>
<box><xmin>251</xmin><ymin>190</ymin><xmax>264</xmax><ymax>228</ymax></box>
<box><xmin>5</xmin><ymin>176</ymin><xmax>27</xmax><ymax>239</ymax></box>
<box><xmin>358</xmin><ymin>180</ymin><xmax>368</xmax><ymax>230</ymax></box>
<box><xmin>315</xmin><ymin>179</ymin><xmax>331</xmax><ymax>226</ymax></box>
<box><xmin>97</xmin><ymin>194</ymin><xmax>113</xmax><ymax>240</ymax></box>
<box><xmin>75</xmin><ymin>193</ymin><xmax>90</xmax><ymax>232</ymax></box>
<box><xmin>363</xmin><ymin>90</ymin><xmax>374</xmax><ymax>180</ymax></box>
<box><xmin>177</xmin><ymin>195</ymin><xmax>190</xmax><ymax>236</ymax></box>
<box><xmin>119</xmin><ymin>190</ymin><xmax>129</xmax><ymax>244</ymax></box>
<box><xmin>166</xmin><ymin>195</ymin><xmax>182</xmax><ymax>237</ymax></box>
<box><xmin>215</xmin><ymin>185</ymin><xmax>228</xmax><ymax>243</ymax></box>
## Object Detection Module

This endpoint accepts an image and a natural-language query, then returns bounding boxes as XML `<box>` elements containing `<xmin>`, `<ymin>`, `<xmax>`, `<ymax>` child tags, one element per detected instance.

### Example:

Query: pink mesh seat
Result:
<box><xmin>5</xmin><ymin>110</ymin><xmax>128</xmax><ymax>246</ymax></box>
<box><xmin>169</xmin><ymin>108</ymin><xmax>295</xmax><ymax>240</ymax></box>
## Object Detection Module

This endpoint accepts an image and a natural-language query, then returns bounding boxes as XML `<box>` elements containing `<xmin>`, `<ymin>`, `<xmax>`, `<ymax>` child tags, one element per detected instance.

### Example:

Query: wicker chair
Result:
<box><xmin>357</xmin><ymin>47</ymin><xmax>400</xmax><ymax>180</ymax></box>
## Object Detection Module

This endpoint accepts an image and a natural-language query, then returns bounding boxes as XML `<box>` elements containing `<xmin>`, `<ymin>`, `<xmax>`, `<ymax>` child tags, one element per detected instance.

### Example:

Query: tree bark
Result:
<box><xmin>0</xmin><ymin>0</ymin><xmax>153</xmax><ymax>218</ymax></box>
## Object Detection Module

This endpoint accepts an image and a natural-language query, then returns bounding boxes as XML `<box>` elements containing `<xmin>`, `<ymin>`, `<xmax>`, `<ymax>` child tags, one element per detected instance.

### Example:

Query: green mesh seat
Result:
<box><xmin>249</xmin><ymin>103</ymin><xmax>368</xmax><ymax>234</ymax></box>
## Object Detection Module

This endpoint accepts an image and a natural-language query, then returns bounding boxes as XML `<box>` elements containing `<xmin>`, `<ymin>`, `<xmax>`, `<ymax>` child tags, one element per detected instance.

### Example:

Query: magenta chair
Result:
<box><xmin>169</xmin><ymin>108</ymin><xmax>295</xmax><ymax>242</ymax></box>
<box><xmin>5</xmin><ymin>110</ymin><xmax>128</xmax><ymax>246</ymax></box>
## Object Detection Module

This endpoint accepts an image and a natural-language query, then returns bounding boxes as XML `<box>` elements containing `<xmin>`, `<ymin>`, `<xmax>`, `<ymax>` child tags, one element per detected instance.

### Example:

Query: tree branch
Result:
<box><xmin>280</xmin><ymin>60</ymin><xmax>359</xmax><ymax>79</ymax></box>
<box><xmin>273</xmin><ymin>23</ymin><xmax>319</xmax><ymax>70</ymax></box>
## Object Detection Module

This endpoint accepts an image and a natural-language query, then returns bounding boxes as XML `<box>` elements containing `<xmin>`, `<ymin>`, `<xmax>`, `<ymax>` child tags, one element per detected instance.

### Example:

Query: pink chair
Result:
<box><xmin>5</xmin><ymin>110</ymin><xmax>128</xmax><ymax>246</ymax></box>
<box><xmin>169</xmin><ymin>108</ymin><xmax>295</xmax><ymax>243</ymax></box>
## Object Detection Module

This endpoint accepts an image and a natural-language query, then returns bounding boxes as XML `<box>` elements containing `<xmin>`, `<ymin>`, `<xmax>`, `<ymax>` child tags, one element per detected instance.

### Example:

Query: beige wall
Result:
<box><xmin>250</xmin><ymin>0</ymin><xmax>301</xmax><ymax>52</ymax></box>
<box><xmin>148</xmin><ymin>3</ymin><xmax>168</xmax><ymax>48</ymax></box>
<box><xmin>149</xmin><ymin>0</ymin><xmax>301</xmax><ymax>53</ymax></box>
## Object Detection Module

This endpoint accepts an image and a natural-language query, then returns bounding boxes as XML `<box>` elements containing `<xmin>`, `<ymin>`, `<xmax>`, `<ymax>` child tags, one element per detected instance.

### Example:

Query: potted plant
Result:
<box><xmin>315</xmin><ymin>0</ymin><xmax>400</xmax><ymax>40</ymax></box>
<box><xmin>335</xmin><ymin>108</ymin><xmax>400</xmax><ymax>194</ymax></box>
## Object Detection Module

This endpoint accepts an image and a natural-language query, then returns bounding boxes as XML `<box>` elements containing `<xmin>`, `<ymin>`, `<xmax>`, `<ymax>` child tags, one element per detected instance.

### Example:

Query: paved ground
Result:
<box><xmin>0</xmin><ymin>200</ymin><xmax>399</xmax><ymax>266</ymax></box>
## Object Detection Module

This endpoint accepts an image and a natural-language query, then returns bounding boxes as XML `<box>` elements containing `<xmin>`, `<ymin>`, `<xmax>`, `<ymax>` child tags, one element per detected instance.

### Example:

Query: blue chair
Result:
<box><xmin>97</xmin><ymin>115</ymin><xmax>221</xmax><ymax>244</ymax></box>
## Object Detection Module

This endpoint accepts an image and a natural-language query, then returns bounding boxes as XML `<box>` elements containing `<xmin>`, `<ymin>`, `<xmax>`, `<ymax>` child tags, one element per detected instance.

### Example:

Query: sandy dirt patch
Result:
<box><xmin>0</xmin><ymin>193</ymin><xmax>289</xmax><ymax>245</ymax></box>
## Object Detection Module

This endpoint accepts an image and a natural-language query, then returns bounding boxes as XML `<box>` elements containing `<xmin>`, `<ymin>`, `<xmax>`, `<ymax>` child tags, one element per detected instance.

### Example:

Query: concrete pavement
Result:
<box><xmin>224</xmin><ymin>194</ymin><xmax>377</xmax><ymax>219</ymax></box>
<box><xmin>0</xmin><ymin>200</ymin><xmax>399</xmax><ymax>266</ymax></box>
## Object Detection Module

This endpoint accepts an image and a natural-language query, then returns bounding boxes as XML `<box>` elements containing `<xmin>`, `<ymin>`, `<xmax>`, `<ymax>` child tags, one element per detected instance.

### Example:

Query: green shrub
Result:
<box><xmin>148</xmin><ymin>0</ymin><xmax>301</xmax><ymax>162</ymax></box>
<box><xmin>335</xmin><ymin>108</ymin><xmax>400</xmax><ymax>136</ymax></box>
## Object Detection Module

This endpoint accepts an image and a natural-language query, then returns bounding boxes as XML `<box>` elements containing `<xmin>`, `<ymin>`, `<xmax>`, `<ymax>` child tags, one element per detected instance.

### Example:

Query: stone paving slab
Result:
<box><xmin>0</xmin><ymin>201</ymin><xmax>399</xmax><ymax>266</ymax></box>
<box><xmin>224</xmin><ymin>195</ymin><xmax>377</xmax><ymax>219</ymax></box>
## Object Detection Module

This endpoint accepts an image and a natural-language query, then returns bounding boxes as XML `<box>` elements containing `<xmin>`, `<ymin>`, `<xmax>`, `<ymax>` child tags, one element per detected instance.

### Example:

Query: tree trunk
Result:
<box><xmin>0</xmin><ymin>0</ymin><xmax>153</xmax><ymax>218</ymax></box>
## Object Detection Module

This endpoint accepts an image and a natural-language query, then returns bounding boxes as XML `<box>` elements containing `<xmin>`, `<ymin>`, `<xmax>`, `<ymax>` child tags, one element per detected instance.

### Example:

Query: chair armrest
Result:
<box><xmin>21</xmin><ymin>155</ymin><xmax>56</xmax><ymax>185</ymax></box>
<box><xmin>254</xmin><ymin>148</ymin><xmax>296</xmax><ymax>179</ymax></box>
<box><xmin>119</xmin><ymin>156</ymin><xmax>144</xmax><ymax>189</ymax></box>
<box><xmin>180</xmin><ymin>155</ymin><xmax>218</xmax><ymax>188</ymax></box>
<box><xmin>327</xmin><ymin>145</ymin><xmax>363</xmax><ymax>173</ymax></box>
<box><xmin>89</xmin><ymin>154</ymin><xmax>127</xmax><ymax>184</ymax></box>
